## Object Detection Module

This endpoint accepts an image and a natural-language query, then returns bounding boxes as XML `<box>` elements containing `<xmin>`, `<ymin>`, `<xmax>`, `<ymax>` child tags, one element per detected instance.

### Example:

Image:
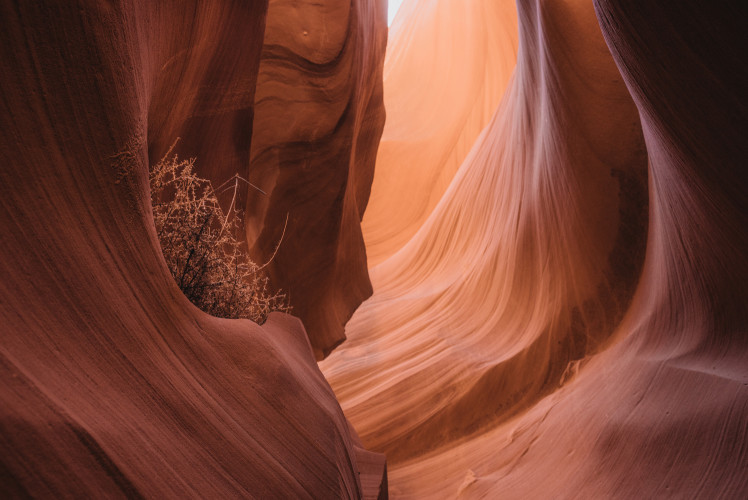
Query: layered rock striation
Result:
<box><xmin>246</xmin><ymin>0</ymin><xmax>388</xmax><ymax>359</ymax></box>
<box><xmin>0</xmin><ymin>1</ymin><xmax>385</xmax><ymax>497</ymax></box>
<box><xmin>363</xmin><ymin>0</ymin><xmax>519</xmax><ymax>266</ymax></box>
<box><xmin>322</xmin><ymin>0</ymin><xmax>747</xmax><ymax>497</ymax></box>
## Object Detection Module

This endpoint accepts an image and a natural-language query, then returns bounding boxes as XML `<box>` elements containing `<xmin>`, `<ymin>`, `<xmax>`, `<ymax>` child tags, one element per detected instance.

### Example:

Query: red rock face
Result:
<box><xmin>145</xmin><ymin>3</ymin><xmax>268</xmax><ymax>190</ymax></box>
<box><xmin>0</xmin><ymin>1</ymin><xmax>385</xmax><ymax>497</ymax></box>
<box><xmin>593</xmin><ymin>0</ymin><xmax>748</xmax><ymax>366</ymax></box>
<box><xmin>245</xmin><ymin>0</ymin><xmax>388</xmax><ymax>360</ymax></box>
<box><xmin>2</xmin><ymin>0</ymin><xmax>745</xmax><ymax>497</ymax></box>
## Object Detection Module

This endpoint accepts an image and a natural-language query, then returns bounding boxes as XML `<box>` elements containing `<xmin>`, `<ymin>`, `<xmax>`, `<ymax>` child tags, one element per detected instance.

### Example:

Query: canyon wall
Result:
<box><xmin>2</xmin><ymin>0</ymin><xmax>745</xmax><ymax>497</ymax></box>
<box><xmin>246</xmin><ymin>0</ymin><xmax>388</xmax><ymax>359</ymax></box>
<box><xmin>363</xmin><ymin>0</ymin><xmax>518</xmax><ymax>265</ymax></box>
<box><xmin>322</xmin><ymin>0</ymin><xmax>747</xmax><ymax>497</ymax></box>
<box><xmin>0</xmin><ymin>0</ymin><xmax>385</xmax><ymax>497</ymax></box>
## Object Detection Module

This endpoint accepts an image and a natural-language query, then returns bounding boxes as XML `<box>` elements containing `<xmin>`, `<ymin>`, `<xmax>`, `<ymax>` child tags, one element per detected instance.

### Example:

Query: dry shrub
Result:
<box><xmin>150</xmin><ymin>145</ymin><xmax>289</xmax><ymax>323</ymax></box>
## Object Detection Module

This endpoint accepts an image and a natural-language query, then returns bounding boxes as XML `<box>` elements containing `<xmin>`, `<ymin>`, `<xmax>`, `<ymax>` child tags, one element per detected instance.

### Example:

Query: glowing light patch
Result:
<box><xmin>388</xmin><ymin>0</ymin><xmax>404</xmax><ymax>25</ymax></box>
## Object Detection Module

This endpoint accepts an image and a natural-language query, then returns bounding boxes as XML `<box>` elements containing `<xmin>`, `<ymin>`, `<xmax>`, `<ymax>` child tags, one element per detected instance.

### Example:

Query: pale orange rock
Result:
<box><xmin>364</xmin><ymin>0</ymin><xmax>519</xmax><ymax>266</ymax></box>
<box><xmin>325</xmin><ymin>0</ymin><xmax>648</xmax><ymax>463</ymax></box>
<box><xmin>322</xmin><ymin>0</ymin><xmax>747</xmax><ymax>497</ymax></box>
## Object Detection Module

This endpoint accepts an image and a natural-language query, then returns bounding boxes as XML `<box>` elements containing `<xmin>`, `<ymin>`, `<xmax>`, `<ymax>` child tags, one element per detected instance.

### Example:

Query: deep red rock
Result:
<box><xmin>245</xmin><ymin>0</ymin><xmax>388</xmax><ymax>359</ymax></box>
<box><xmin>0</xmin><ymin>1</ymin><xmax>385</xmax><ymax>497</ymax></box>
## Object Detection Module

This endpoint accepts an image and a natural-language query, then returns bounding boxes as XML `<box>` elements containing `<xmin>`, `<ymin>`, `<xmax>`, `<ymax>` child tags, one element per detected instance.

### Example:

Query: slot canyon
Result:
<box><xmin>1</xmin><ymin>0</ymin><xmax>746</xmax><ymax>498</ymax></box>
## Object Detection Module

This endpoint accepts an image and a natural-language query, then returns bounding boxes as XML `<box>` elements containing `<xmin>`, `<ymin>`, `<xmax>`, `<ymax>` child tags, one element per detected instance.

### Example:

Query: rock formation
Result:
<box><xmin>246</xmin><ymin>0</ymin><xmax>388</xmax><ymax>359</ymax></box>
<box><xmin>363</xmin><ymin>0</ymin><xmax>518</xmax><ymax>266</ymax></box>
<box><xmin>2</xmin><ymin>0</ymin><xmax>745</xmax><ymax>497</ymax></box>
<box><xmin>0</xmin><ymin>1</ymin><xmax>385</xmax><ymax>497</ymax></box>
<box><xmin>322</xmin><ymin>0</ymin><xmax>747</xmax><ymax>497</ymax></box>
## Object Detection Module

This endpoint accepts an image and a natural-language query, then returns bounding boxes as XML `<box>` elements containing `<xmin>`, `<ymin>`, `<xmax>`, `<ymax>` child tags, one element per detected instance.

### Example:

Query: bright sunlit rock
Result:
<box><xmin>389</xmin><ymin>0</ymin><xmax>404</xmax><ymax>25</ymax></box>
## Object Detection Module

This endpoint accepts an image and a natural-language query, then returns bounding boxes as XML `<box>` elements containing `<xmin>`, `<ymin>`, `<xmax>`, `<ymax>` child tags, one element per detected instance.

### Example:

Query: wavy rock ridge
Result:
<box><xmin>322</xmin><ymin>0</ymin><xmax>747</xmax><ymax>497</ymax></box>
<box><xmin>363</xmin><ymin>0</ymin><xmax>518</xmax><ymax>266</ymax></box>
<box><xmin>246</xmin><ymin>0</ymin><xmax>388</xmax><ymax>360</ymax></box>
<box><xmin>2</xmin><ymin>0</ymin><xmax>746</xmax><ymax>497</ymax></box>
<box><xmin>0</xmin><ymin>1</ymin><xmax>385</xmax><ymax>497</ymax></box>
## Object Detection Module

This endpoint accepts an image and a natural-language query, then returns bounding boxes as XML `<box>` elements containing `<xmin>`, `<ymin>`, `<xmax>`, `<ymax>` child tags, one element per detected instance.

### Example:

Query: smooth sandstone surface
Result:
<box><xmin>0</xmin><ymin>1</ymin><xmax>385</xmax><ymax>497</ymax></box>
<box><xmin>322</xmin><ymin>0</ymin><xmax>747</xmax><ymax>497</ymax></box>
<box><xmin>2</xmin><ymin>0</ymin><xmax>746</xmax><ymax>497</ymax></box>
<box><xmin>363</xmin><ymin>0</ymin><xmax>519</xmax><ymax>266</ymax></box>
<box><xmin>246</xmin><ymin>0</ymin><xmax>388</xmax><ymax>360</ymax></box>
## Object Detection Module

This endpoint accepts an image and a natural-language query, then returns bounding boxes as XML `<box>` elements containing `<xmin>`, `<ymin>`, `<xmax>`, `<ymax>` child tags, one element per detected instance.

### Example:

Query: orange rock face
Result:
<box><xmin>245</xmin><ymin>0</ymin><xmax>388</xmax><ymax>360</ymax></box>
<box><xmin>364</xmin><ymin>0</ymin><xmax>518</xmax><ymax>266</ymax></box>
<box><xmin>325</xmin><ymin>0</ymin><xmax>649</xmax><ymax>460</ymax></box>
<box><xmin>322</xmin><ymin>0</ymin><xmax>747</xmax><ymax>497</ymax></box>
<box><xmin>0</xmin><ymin>1</ymin><xmax>385</xmax><ymax>497</ymax></box>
